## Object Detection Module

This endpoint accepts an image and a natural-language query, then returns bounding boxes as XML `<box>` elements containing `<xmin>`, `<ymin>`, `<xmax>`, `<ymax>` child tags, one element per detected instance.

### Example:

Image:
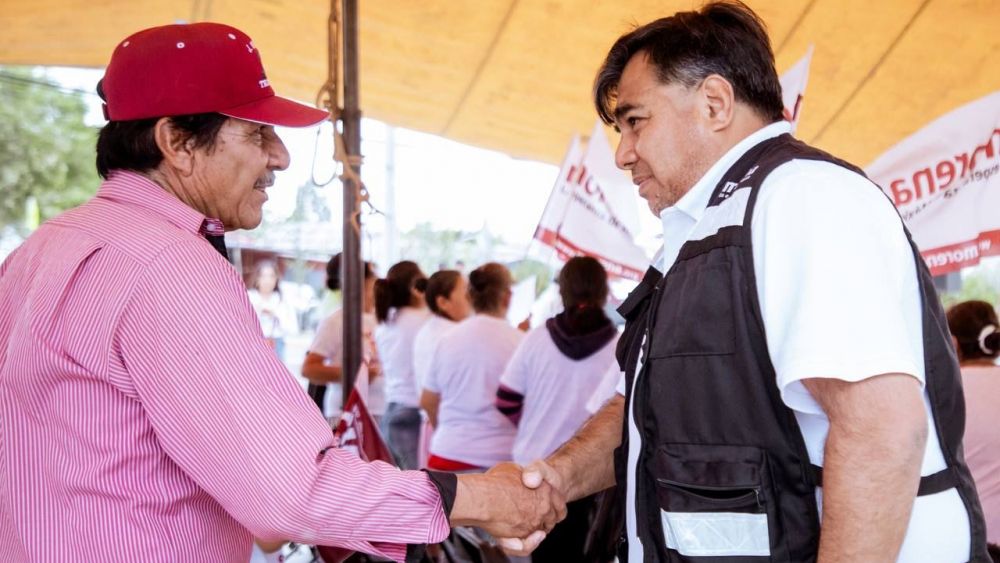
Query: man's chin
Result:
<box><xmin>233</xmin><ymin>212</ymin><xmax>264</xmax><ymax>231</ymax></box>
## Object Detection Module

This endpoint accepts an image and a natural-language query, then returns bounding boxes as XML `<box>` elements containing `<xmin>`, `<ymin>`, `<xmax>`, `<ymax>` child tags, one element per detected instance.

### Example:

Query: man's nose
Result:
<box><xmin>268</xmin><ymin>133</ymin><xmax>291</xmax><ymax>171</ymax></box>
<box><xmin>615</xmin><ymin>136</ymin><xmax>635</xmax><ymax>171</ymax></box>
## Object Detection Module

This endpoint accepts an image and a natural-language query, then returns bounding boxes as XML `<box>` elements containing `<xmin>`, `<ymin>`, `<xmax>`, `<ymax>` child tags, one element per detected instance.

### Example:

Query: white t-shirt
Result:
<box><xmin>586</xmin><ymin>363</ymin><xmax>625</xmax><ymax>415</ymax></box>
<box><xmin>500</xmin><ymin>324</ymin><xmax>618</xmax><ymax>464</ymax></box>
<box><xmin>621</xmin><ymin>121</ymin><xmax>970</xmax><ymax>562</ymax></box>
<box><xmin>247</xmin><ymin>289</ymin><xmax>298</xmax><ymax>339</ymax></box>
<box><xmin>412</xmin><ymin>315</ymin><xmax>456</xmax><ymax>391</ymax></box>
<box><xmin>308</xmin><ymin>309</ymin><xmax>383</xmax><ymax>417</ymax></box>
<box><xmin>375</xmin><ymin>307</ymin><xmax>430</xmax><ymax>407</ymax></box>
<box><xmin>424</xmin><ymin>314</ymin><xmax>523</xmax><ymax>467</ymax></box>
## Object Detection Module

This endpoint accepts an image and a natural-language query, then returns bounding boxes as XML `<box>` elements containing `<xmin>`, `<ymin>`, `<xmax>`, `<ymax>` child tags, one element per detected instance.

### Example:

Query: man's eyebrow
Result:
<box><xmin>614</xmin><ymin>103</ymin><xmax>638</xmax><ymax>122</ymax></box>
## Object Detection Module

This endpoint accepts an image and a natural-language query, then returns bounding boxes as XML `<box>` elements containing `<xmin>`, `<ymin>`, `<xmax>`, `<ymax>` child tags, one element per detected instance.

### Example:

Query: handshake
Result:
<box><xmin>451</xmin><ymin>459</ymin><xmax>569</xmax><ymax>556</ymax></box>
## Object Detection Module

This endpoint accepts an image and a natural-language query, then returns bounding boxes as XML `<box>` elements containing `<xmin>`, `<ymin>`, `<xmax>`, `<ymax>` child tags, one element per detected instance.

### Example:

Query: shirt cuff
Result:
<box><xmin>421</xmin><ymin>469</ymin><xmax>457</xmax><ymax>521</ymax></box>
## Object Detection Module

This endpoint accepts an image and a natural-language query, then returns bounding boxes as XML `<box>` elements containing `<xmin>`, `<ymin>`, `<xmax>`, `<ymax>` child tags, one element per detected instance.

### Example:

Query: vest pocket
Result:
<box><xmin>654</xmin><ymin>443</ymin><xmax>777</xmax><ymax>560</ymax></box>
<box><xmin>649</xmin><ymin>262</ymin><xmax>735</xmax><ymax>357</ymax></box>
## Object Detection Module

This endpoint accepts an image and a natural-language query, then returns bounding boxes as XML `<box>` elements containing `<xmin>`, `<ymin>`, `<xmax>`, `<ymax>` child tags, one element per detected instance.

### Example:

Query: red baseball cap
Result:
<box><xmin>101</xmin><ymin>22</ymin><xmax>328</xmax><ymax>127</ymax></box>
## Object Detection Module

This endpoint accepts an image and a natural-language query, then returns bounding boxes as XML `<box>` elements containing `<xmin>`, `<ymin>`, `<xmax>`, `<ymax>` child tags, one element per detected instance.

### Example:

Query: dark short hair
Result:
<box><xmin>374</xmin><ymin>260</ymin><xmax>427</xmax><ymax>323</ymax></box>
<box><xmin>94</xmin><ymin>108</ymin><xmax>229</xmax><ymax>179</ymax></box>
<box><xmin>947</xmin><ymin>300</ymin><xmax>1000</xmax><ymax>361</ymax></box>
<box><xmin>594</xmin><ymin>1</ymin><xmax>784</xmax><ymax>125</ymax></box>
<box><xmin>325</xmin><ymin>253</ymin><xmax>375</xmax><ymax>291</ymax></box>
<box><xmin>558</xmin><ymin>256</ymin><xmax>609</xmax><ymax>310</ymax></box>
<box><xmin>425</xmin><ymin>270</ymin><xmax>463</xmax><ymax>320</ymax></box>
<box><xmin>468</xmin><ymin>262</ymin><xmax>511</xmax><ymax>313</ymax></box>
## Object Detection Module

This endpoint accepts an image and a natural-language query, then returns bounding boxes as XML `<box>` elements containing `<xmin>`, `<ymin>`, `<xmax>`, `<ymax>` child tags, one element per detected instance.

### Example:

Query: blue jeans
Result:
<box><xmin>382</xmin><ymin>403</ymin><xmax>421</xmax><ymax>470</ymax></box>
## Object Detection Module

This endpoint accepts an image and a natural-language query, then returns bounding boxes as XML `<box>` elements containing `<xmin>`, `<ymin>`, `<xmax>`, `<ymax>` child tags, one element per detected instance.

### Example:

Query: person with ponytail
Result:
<box><xmin>301</xmin><ymin>254</ymin><xmax>381</xmax><ymax>420</ymax></box>
<box><xmin>413</xmin><ymin>270</ymin><xmax>473</xmax><ymax>392</ymax></box>
<box><xmin>495</xmin><ymin>256</ymin><xmax>618</xmax><ymax>561</ymax></box>
<box><xmin>373</xmin><ymin>260</ymin><xmax>430</xmax><ymax>470</ymax></box>
<box><xmin>421</xmin><ymin>263</ymin><xmax>522</xmax><ymax>472</ymax></box>
<box><xmin>948</xmin><ymin>300</ymin><xmax>1000</xmax><ymax>545</ymax></box>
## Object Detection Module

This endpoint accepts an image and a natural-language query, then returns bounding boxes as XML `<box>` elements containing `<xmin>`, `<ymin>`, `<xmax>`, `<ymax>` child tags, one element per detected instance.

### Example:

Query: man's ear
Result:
<box><xmin>152</xmin><ymin>117</ymin><xmax>195</xmax><ymax>176</ymax></box>
<box><xmin>700</xmin><ymin>74</ymin><xmax>736</xmax><ymax>132</ymax></box>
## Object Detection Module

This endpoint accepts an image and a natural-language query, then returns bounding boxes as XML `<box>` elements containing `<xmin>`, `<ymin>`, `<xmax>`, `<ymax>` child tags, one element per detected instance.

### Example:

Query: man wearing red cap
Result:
<box><xmin>0</xmin><ymin>23</ymin><xmax>564</xmax><ymax>561</ymax></box>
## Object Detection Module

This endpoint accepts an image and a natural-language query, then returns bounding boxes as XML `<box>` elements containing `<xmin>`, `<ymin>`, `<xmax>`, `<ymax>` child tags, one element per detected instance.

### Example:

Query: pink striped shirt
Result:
<box><xmin>0</xmin><ymin>171</ymin><xmax>449</xmax><ymax>561</ymax></box>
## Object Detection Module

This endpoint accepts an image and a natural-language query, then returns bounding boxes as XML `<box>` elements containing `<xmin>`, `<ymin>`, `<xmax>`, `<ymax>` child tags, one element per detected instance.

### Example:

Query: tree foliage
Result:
<box><xmin>0</xmin><ymin>67</ymin><xmax>99</xmax><ymax>234</ymax></box>
<box><xmin>940</xmin><ymin>271</ymin><xmax>1000</xmax><ymax>310</ymax></box>
<box><xmin>398</xmin><ymin>222</ymin><xmax>483</xmax><ymax>274</ymax></box>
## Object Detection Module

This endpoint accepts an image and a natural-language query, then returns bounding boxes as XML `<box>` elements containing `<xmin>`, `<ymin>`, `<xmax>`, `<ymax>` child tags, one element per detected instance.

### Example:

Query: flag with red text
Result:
<box><xmin>867</xmin><ymin>90</ymin><xmax>1000</xmax><ymax>275</ymax></box>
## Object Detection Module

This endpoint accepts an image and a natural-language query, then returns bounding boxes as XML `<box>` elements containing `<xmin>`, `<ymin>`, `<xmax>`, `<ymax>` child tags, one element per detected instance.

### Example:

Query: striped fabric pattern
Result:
<box><xmin>0</xmin><ymin>171</ymin><xmax>449</xmax><ymax>562</ymax></box>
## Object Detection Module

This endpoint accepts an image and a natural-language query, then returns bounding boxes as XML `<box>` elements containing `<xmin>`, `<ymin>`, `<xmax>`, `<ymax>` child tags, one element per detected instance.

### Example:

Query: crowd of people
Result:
<box><xmin>277</xmin><ymin>255</ymin><xmax>621</xmax><ymax>561</ymax></box>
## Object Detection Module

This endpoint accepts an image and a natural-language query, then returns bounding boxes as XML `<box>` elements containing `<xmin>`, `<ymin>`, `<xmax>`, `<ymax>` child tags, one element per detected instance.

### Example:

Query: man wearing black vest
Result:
<box><xmin>499</xmin><ymin>2</ymin><xmax>989</xmax><ymax>561</ymax></box>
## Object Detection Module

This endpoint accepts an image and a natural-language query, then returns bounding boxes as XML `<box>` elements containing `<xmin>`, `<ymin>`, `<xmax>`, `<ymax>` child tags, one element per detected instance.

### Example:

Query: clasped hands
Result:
<box><xmin>452</xmin><ymin>459</ymin><xmax>566</xmax><ymax>555</ymax></box>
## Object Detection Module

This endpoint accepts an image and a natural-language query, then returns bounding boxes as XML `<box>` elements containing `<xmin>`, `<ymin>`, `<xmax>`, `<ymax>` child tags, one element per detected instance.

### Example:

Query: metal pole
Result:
<box><xmin>341</xmin><ymin>0</ymin><xmax>363</xmax><ymax>405</ymax></box>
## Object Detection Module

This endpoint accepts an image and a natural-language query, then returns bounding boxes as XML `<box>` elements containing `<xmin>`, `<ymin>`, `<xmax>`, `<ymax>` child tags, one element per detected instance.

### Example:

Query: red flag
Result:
<box><xmin>330</xmin><ymin>384</ymin><xmax>395</xmax><ymax>464</ymax></box>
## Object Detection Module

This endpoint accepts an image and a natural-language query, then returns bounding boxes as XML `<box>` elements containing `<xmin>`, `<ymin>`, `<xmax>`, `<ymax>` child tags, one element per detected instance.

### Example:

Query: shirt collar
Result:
<box><xmin>662</xmin><ymin>120</ymin><xmax>792</xmax><ymax>225</ymax></box>
<box><xmin>96</xmin><ymin>170</ymin><xmax>224</xmax><ymax>235</ymax></box>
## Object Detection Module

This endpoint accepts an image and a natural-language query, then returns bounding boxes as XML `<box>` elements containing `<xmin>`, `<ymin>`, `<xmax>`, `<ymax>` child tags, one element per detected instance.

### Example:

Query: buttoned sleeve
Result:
<box><xmin>116</xmin><ymin>240</ymin><xmax>449</xmax><ymax>560</ymax></box>
<box><xmin>309</xmin><ymin>310</ymin><xmax>344</xmax><ymax>363</ymax></box>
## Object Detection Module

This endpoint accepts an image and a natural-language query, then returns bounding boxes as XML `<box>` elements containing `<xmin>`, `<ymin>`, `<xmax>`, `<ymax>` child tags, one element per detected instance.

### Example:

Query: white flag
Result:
<box><xmin>528</xmin><ymin>136</ymin><xmax>582</xmax><ymax>264</ymax></box>
<box><xmin>507</xmin><ymin>276</ymin><xmax>537</xmax><ymax>326</ymax></box>
<box><xmin>528</xmin><ymin>121</ymin><xmax>651</xmax><ymax>281</ymax></box>
<box><xmin>582</xmin><ymin>120</ymin><xmax>642</xmax><ymax>239</ymax></box>
<box><xmin>866</xmin><ymin>90</ymin><xmax>1000</xmax><ymax>275</ymax></box>
<box><xmin>779</xmin><ymin>46</ymin><xmax>813</xmax><ymax>132</ymax></box>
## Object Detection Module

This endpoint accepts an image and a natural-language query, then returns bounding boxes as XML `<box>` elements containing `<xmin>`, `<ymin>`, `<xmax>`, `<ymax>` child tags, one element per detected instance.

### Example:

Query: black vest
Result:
<box><xmin>613</xmin><ymin>134</ymin><xmax>988</xmax><ymax>562</ymax></box>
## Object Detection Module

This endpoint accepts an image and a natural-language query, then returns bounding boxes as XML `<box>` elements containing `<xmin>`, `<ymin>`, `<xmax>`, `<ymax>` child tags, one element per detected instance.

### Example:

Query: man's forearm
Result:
<box><xmin>301</xmin><ymin>353</ymin><xmax>342</xmax><ymax>384</ymax></box>
<box><xmin>547</xmin><ymin>394</ymin><xmax>623</xmax><ymax>501</ymax></box>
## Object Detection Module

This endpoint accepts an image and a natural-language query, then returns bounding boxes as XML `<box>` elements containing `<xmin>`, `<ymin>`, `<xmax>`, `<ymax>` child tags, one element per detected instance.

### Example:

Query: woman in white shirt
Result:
<box><xmin>301</xmin><ymin>255</ymin><xmax>381</xmax><ymax>420</ymax></box>
<box><xmin>413</xmin><ymin>270</ymin><xmax>472</xmax><ymax>390</ymax></box>
<box><xmin>420</xmin><ymin>263</ymin><xmax>522</xmax><ymax>471</ymax></box>
<box><xmin>496</xmin><ymin>256</ymin><xmax>619</xmax><ymax>562</ymax></box>
<box><xmin>947</xmin><ymin>300</ymin><xmax>1000</xmax><ymax>548</ymax></box>
<box><xmin>374</xmin><ymin>260</ymin><xmax>429</xmax><ymax>470</ymax></box>
<box><xmin>412</xmin><ymin>270</ymin><xmax>472</xmax><ymax>469</ymax></box>
<box><xmin>247</xmin><ymin>260</ymin><xmax>298</xmax><ymax>363</ymax></box>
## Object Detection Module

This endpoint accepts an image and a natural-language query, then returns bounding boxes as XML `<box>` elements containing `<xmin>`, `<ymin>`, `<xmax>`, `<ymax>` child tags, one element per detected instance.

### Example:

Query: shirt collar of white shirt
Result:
<box><xmin>658</xmin><ymin>120</ymin><xmax>792</xmax><ymax>271</ymax></box>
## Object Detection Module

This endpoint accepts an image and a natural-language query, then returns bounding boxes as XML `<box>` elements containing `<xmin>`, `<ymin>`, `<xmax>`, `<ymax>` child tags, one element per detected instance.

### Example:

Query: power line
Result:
<box><xmin>0</xmin><ymin>71</ymin><xmax>99</xmax><ymax>98</ymax></box>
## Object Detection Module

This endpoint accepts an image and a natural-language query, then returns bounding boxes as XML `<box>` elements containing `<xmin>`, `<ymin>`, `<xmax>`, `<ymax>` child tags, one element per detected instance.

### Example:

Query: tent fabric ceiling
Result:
<box><xmin>1</xmin><ymin>0</ymin><xmax>998</xmax><ymax>167</ymax></box>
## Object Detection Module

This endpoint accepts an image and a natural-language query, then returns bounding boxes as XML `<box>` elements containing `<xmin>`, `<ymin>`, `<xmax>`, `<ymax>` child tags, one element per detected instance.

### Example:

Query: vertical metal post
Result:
<box><xmin>341</xmin><ymin>0</ymin><xmax>363</xmax><ymax>405</ymax></box>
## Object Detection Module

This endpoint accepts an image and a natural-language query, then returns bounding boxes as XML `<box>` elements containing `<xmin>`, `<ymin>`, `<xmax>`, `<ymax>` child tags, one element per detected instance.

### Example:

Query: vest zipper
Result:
<box><xmin>656</xmin><ymin>478</ymin><xmax>764</xmax><ymax>509</ymax></box>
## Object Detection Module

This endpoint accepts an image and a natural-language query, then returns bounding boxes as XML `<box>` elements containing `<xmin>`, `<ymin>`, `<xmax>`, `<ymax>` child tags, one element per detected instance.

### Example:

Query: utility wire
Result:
<box><xmin>0</xmin><ymin>71</ymin><xmax>99</xmax><ymax>98</ymax></box>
